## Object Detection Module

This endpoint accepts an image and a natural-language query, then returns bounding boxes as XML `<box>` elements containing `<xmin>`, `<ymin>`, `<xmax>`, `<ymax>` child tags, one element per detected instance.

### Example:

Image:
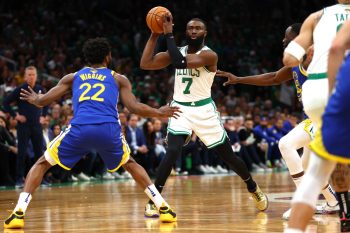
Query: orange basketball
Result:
<box><xmin>146</xmin><ymin>6</ymin><xmax>171</xmax><ymax>34</ymax></box>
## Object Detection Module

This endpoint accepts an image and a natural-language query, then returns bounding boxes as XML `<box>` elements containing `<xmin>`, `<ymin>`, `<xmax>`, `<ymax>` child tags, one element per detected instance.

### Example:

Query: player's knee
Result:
<box><xmin>167</xmin><ymin>144</ymin><xmax>180</xmax><ymax>157</ymax></box>
<box><xmin>33</xmin><ymin>155</ymin><xmax>53</xmax><ymax>172</ymax></box>
<box><xmin>278</xmin><ymin>136</ymin><xmax>291</xmax><ymax>152</ymax></box>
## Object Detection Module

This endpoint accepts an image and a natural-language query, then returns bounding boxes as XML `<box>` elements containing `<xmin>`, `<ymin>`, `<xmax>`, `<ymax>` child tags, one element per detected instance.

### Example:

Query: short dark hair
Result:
<box><xmin>188</xmin><ymin>18</ymin><xmax>207</xmax><ymax>30</ymax></box>
<box><xmin>83</xmin><ymin>37</ymin><xmax>111</xmax><ymax>65</ymax></box>
<box><xmin>290</xmin><ymin>23</ymin><xmax>302</xmax><ymax>35</ymax></box>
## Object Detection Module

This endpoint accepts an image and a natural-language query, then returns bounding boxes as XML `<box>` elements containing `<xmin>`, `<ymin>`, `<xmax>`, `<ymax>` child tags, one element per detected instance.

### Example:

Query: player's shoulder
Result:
<box><xmin>198</xmin><ymin>46</ymin><xmax>217</xmax><ymax>58</ymax></box>
<box><xmin>111</xmin><ymin>70</ymin><xmax>128</xmax><ymax>80</ymax></box>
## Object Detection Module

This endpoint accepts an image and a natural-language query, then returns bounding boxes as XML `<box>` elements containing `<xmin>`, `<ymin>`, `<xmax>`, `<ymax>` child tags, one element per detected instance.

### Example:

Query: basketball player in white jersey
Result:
<box><xmin>282</xmin><ymin>1</ymin><xmax>350</xmax><ymax>232</ymax></box>
<box><xmin>140</xmin><ymin>12</ymin><xmax>268</xmax><ymax>218</ymax></box>
<box><xmin>215</xmin><ymin>23</ymin><xmax>338</xmax><ymax>220</ymax></box>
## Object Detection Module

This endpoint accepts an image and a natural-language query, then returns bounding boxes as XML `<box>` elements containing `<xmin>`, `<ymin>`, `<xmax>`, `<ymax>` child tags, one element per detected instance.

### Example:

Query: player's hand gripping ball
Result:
<box><xmin>146</xmin><ymin>6</ymin><xmax>171</xmax><ymax>34</ymax></box>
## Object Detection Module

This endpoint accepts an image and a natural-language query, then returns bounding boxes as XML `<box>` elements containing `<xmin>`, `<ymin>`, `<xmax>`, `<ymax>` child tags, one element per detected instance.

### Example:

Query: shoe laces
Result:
<box><xmin>253</xmin><ymin>189</ymin><xmax>264</xmax><ymax>202</ymax></box>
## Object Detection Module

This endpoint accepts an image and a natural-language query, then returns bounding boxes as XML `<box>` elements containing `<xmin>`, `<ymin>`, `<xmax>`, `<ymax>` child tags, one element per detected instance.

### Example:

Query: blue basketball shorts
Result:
<box><xmin>44</xmin><ymin>123</ymin><xmax>130</xmax><ymax>172</ymax></box>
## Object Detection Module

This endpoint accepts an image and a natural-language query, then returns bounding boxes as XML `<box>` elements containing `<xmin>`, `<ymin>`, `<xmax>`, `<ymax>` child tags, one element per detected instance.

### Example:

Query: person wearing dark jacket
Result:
<box><xmin>3</xmin><ymin>66</ymin><xmax>47</xmax><ymax>186</ymax></box>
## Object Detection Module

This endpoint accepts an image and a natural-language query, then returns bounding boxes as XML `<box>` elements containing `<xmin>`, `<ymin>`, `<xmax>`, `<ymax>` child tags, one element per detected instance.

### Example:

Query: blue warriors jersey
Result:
<box><xmin>292</xmin><ymin>64</ymin><xmax>308</xmax><ymax>103</ymax></box>
<box><xmin>70</xmin><ymin>67</ymin><xmax>119</xmax><ymax>125</ymax></box>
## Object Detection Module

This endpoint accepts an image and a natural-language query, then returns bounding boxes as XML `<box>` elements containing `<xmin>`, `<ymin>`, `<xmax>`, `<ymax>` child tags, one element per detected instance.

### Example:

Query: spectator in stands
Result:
<box><xmin>253</xmin><ymin>117</ymin><xmax>282</xmax><ymax>168</ymax></box>
<box><xmin>126</xmin><ymin>114</ymin><xmax>149</xmax><ymax>172</ymax></box>
<box><xmin>0</xmin><ymin>116</ymin><xmax>17</xmax><ymax>186</ymax></box>
<box><xmin>3</xmin><ymin>66</ymin><xmax>47</xmax><ymax>187</ymax></box>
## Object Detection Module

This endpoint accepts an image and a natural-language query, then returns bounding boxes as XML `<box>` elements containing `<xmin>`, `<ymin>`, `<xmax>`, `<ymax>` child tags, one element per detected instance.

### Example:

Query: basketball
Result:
<box><xmin>146</xmin><ymin>6</ymin><xmax>171</xmax><ymax>34</ymax></box>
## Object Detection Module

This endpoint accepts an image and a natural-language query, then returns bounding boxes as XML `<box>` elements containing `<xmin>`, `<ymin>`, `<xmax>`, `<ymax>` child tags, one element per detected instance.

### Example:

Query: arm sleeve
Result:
<box><xmin>165</xmin><ymin>33</ymin><xmax>187</xmax><ymax>69</ymax></box>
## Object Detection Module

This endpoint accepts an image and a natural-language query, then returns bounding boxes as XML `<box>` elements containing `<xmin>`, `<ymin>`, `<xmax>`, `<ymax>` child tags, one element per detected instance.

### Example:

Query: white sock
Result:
<box><xmin>292</xmin><ymin>176</ymin><xmax>303</xmax><ymax>188</ymax></box>
<box><xmin>321</xmin><ymin>184</ymin><xmax>338</xmax><ymax>206</ymax></box>
<box><xmin>284</xmin><ymin>228</ymin><xmax>304</xmax><ymax>233</ymax></box>
<box><xmin>144</xmin><ymin>184</ymin><xmax>168</xmax><ymax>209</ymax></box>
<box><xmin>14</xmin><ymin>192</ymin><xmax>32</xmax><ymax>214</ymax></box>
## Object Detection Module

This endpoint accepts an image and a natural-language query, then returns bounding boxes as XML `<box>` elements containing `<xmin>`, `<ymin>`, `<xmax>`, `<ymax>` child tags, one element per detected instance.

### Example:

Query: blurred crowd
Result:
<box><xmin>0</xmin><ymin>0</ymin><xmax>332</xmax><ymax>186</ymax></box>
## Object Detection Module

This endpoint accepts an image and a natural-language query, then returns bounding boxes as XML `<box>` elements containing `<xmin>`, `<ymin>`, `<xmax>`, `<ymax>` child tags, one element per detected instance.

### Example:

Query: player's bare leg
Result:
<box><xmin>330</xmin><ymin>164</ymin><xmax>350</xmax><ymax>232</ymax></box>
<box><xmin>4</xmin><ymin>155</ymin><xmax>52</xmax><ymax>229</ymax></box>
<box><xmin>123</xmin><ymin>157</ymin><xmax>176</xmax><ymax>222</ymax></box>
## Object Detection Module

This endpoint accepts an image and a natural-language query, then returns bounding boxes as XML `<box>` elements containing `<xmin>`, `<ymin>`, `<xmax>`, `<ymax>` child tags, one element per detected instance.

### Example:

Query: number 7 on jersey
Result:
<box><xmin>182</xmin><ymin>77</ymin><xmax>193</xmax><ymax>94</ymax></box>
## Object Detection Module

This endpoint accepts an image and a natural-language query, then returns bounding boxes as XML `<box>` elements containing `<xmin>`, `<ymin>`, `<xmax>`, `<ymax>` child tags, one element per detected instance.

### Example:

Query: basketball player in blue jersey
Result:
<box><xmin>140</xmin><ymin>13</ymin><xmax>268</xmax><ymax>218</ymax></box>
<box><xmin>282</xmin><ymin>1</ymin><xmax>350</xmax><ymax>232</ymax></box>
<box><xmin>4</xmin><ymin>38</ymin><xmax>180</xmax><ymax>229</ymax></box>
<box><xmin>216</xmin><ymin>24</ymin><xmax>339</xmax><ymax>219</ymax></box>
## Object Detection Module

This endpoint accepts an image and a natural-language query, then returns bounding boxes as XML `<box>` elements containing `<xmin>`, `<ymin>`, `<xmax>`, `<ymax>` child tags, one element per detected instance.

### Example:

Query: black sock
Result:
<box><xmin>148</xmin><ymin>133</ymin><xmax>185</xmax><ymax>205</ymax></box>
<box><xmin>336</xmin><ymin>192</ymin><xmax>350</xmax><ymax>218</ymax></box>
<box><xmin>244</xmin><ymin>176</ymin><xmax>257</xmax><ymax>193</ymax></box>
<box><xmin>212</xmin><ymin>138</ymin><xmax>257</xmax><ymax>192</ymax></box>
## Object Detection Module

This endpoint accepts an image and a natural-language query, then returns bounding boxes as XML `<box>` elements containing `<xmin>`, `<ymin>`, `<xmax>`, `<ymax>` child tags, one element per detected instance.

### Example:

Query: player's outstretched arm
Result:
<box><xmin>116</xmin><ymin>74</ymin><xmax>181</xmax><ymax>118</ymax></box>
<box><xmin>140</xmin><ymin>33</ymin><xmax>171</xmax><ymax>70</ymax></box>
<box><xmin>20</xmin><ymin>73</ymin><xmax>74</xmax><ymax>107</ymax></box>
<box><xmin>283</xmin><ymin>11</ymin><xmax>321</xmax><ymax>67</ymax></box>
<box><xmin>216</xmin><ymin>66</ymin><xmax>292</xmax><ymax>86</ymax></box>
<box><xmin>328</xmin><ymin>20</ymin><xmax>350</xmax><ymax>95</ymax></box>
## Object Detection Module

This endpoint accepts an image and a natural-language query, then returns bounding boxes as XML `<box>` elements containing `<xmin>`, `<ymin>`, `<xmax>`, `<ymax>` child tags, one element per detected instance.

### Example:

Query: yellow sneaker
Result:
<box><xmin>251</xmin><ymin>185</ymin><xmax>269</xmax><ymax>211</ymax></box>
<box><xmin>144</xmin><ymin>203</ymin><xmax>159</xmax><ymax>218</ymax></box>
<box><xmin>4</xmin><ymin>210</ymin><xmax>24</xmax><ymax>229</ymax></box>
<box><xmin>159</xmin><ymin>203</ymin><xmax>177</xmax><ymax>223</ymax></box>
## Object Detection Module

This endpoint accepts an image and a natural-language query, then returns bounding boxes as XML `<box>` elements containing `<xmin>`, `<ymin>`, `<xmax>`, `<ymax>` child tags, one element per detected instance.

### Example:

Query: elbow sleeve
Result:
<box><xmin>165</xmin><ymin>33</ymin><xmax>187</xmax><ymax>69</ymax></box>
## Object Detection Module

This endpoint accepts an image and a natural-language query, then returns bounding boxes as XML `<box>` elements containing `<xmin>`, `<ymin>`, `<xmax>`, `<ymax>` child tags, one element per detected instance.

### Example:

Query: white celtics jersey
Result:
<box><xmin>173</xmin><ymin>46</ymin><xmax>216</xmax><ymax>102</ymax></box>
<box><xmin>307</xmin><ymin>4</ymin><xmax>350</xmax><ymax>74</ymax></box>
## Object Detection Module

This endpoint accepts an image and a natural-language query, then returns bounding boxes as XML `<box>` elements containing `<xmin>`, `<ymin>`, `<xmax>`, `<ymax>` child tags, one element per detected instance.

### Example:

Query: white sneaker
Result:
<box><xmin>102</xmin><ymin>172</ymin><xmax>115</xmax><ymax>180</ymax></box>
<box><xmin>216</xmin><ymin>165</ymin><xmax>228</xmax><ymax>174</ymax></box>
<box><xmin>180</xmin><ymin>170</ymin><xmax>189</xmax><ymax>176</ymax></box>
<box><xmin>207</xmin><ymin>166</ymin><xmax>218</xmax><ymax>174</ymax></box>
<box><xmin>121</xmin><ymin>171</ymin><xmax>132</xmax><ymax>179</ymax></box>
<box><xmin>198</xmin><ymin>165</ymin><xmax>210</xmax><ymax>174</ymax></box>
<box><xmin>111</xmin><ymin>172</ymin><xmax>123</xmax><ymax>179</ymax></box>
<box><xmin>315</xmin><ymin>202</ymin><xmax>339</xmax><ymax>214</ymax></box>
<box><xmin>70</xmin><ymin>174</ymin><xmax>78</xmax><ymax>182</ymax></box>
<box><xmin>252</xmin><ymin>164</ymin><xmax>265</xmax><ymax>173</ymax></box>
<box><xmin>77</xmin><ymin>172</ymin><xmax>91</xmax><ymax>181</ymax></box>
<box><xmin>282</xmin><ymin>208</ymin><xmax>291</xmax><ymax>220</ymax></box>
<box><xmin>144</xmin><ymin>203</ymin><xmax>159</xmax><ymax>218</ymax></box>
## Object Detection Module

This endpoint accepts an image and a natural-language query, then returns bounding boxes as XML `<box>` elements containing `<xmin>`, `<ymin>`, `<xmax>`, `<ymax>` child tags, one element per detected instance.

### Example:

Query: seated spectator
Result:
<box><xmin>238</xmin><ymin>118</ymin><xmax>271</xmax><ymax>172</ymax></box>
<box><xmin>0</xmin><ymin>116</ymin><xmax>17</xmax><ymax>186</ymax></box>
<box><xmin>253</xmin><ymin>117</ymin><xmax>282</xmax><ymax>168</ymax></box>
<box><xmin>126</xmin><ymin>114</ymin><xmax>150</xmax><ymax>173</ymax></box>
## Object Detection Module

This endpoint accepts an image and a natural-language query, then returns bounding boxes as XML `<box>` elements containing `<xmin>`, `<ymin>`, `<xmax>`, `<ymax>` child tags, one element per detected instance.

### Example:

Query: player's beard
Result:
<box><xmin>186</xmin><ymin>35</ymin><xmax>205</xmax><ymax>50</ymax></box>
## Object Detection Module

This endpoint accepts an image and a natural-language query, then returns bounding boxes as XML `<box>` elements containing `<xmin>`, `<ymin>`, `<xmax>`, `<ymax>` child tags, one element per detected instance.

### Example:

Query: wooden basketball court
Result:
<box><xmin>0</xmin><ymin>172</ymin><xmax>340</xmax><ymax>232</ymax></box>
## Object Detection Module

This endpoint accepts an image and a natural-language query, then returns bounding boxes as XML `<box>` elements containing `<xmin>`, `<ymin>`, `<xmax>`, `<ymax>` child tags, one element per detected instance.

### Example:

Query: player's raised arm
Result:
<box><xmin>140</xmin><ymin>33</ymin><xmax>172</xmax><ymax>70</ymax></box>
<box><xmin>115</xmin><ymin>73</ymin><xmax>181</xmax><ymax>118</ymax></box>
<box><xmin>216</xmin><ymin>66</ymin><xmax>293</xmax><ymax>86</ymax></box>
<box><xmin>20</xmin><ymin>73</ymin><xmax>74</xmax><ymax>107</ymax></box>
<box><xmin>283</xmin><ymin>11</ymin><xmax>321</xmax><ymax>67</ymax></box>
<box><xmin>328</xmin><ymin>20</ymin><xmax>350</xmax><ymax>95</ymax></box>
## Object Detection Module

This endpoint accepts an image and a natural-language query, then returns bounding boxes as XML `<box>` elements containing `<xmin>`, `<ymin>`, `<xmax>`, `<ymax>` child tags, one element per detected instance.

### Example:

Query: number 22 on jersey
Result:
<box><xmin>79</xmin><ymin>83</ymin><xmax>105</xmax><ymax>102</ymax></box>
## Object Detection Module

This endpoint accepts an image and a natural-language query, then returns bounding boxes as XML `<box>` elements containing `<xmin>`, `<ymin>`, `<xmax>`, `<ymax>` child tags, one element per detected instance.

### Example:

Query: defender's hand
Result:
<box><xmin>216</xmin><ymin>70</ymin><xmax>240</xmax><ymax>86</ymax></box>
<box><xmin>157</xmin><ymin>105</ymin><xmax>181</xmax><ymax>118</ymax></box>
<box><xmin>20</xmin><ymin>86</ymin><xmax>43</xmax><ymax>108</ymax></box>
<box><xmin>162</xmin><ymin>12</ymin><xmax>173</xmax><ymax>34</ymax></box>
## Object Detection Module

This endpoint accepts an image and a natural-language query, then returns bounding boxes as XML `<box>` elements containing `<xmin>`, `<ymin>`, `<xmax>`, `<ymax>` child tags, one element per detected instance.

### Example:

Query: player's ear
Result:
<box><xmin>204</xmin><ymin>30</ymin><xmax>207</xmax><ymax>37</ymax></box>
